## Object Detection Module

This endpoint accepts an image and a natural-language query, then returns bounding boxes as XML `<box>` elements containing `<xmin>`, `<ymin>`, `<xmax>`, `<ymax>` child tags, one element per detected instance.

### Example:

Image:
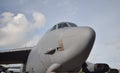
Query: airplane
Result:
<box><xmin>0</xmin><ymin>22</ymin><xmax>118</xmax><ymax>73</ymax></box>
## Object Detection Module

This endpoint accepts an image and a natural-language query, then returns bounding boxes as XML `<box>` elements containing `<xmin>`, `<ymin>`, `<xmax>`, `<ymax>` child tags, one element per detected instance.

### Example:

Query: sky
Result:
<box><xmin>0</xmin><ymin>0</ymin><xmax>120</xmax><ymax>69</ymax></box>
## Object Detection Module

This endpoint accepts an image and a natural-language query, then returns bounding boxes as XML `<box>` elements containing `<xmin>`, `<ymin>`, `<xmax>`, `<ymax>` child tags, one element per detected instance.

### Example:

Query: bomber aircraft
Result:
<box><xmin>0</xmin><ymin>22</ymin><xmax>119</xmax><ymax>73</ymax></box>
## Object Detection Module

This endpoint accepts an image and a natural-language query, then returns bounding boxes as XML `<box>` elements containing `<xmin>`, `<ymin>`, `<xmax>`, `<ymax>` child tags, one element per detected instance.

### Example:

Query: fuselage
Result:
<box><xmin>26</xmin><ymin>22</ymin><xmax>96</xmax><ymax>73</ymax></box>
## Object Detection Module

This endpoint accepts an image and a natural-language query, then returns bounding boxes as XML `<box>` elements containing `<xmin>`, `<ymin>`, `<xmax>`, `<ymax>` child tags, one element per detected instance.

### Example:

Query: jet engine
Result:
<box><xmin>82</xmin><ymin>62</ymin><xmax>110</xmax><ymax>73</ymax></box>
<box><xmin>108</xmin><ymin>69</ymin><xmax>119</xmax><ymax>73</ymax></box>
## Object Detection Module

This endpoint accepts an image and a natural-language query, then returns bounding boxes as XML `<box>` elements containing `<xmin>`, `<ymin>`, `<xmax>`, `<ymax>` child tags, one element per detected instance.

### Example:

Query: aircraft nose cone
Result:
<box><xmin>63</xmin><ymin>27</ymin><xmax>95</xmax><ymax>56</ymax></box>
<box><xmin>58</xmin><ymin>27</ymin><xmax>96</xmax><ymax>71</ymax></box>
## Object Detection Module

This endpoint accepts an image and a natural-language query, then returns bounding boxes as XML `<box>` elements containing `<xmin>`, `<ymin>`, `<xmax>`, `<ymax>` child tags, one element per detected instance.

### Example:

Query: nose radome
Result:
<box><xmin>80</xmin><ymin>27</ymin><xmax>96</xmax><ymax>48</ymax></box>
<box><xmin>83</xmin><ymin>27</ymin><xmax>96</xmax><ymax>41</ymax></box>
<box><xmin>63</xmin><ymin>27</ymin><xmax>95</xmax><ymax>52</ymax></box>
<box><xmin>59</xmin><ymin>27</ymin><xmax>96</xmax><ymax>71</ymax></box>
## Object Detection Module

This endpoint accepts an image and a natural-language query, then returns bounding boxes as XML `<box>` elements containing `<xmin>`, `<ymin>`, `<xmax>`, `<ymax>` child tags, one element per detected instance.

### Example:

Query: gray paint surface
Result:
<box><xmin>26</xmin><ymin>23</ymin><xmax>95</xmax><ymax>73</ymax></box>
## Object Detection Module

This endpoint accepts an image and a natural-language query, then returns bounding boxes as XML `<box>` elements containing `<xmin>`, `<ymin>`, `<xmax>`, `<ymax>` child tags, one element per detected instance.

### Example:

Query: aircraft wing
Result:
<box><xmin>0</xmin><ymin>47</ymin><xmax>32</xmax><ymax>64</ymax></box>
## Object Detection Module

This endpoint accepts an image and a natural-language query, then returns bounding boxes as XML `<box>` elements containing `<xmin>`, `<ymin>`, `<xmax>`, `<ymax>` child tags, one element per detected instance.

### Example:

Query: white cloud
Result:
<box><xmin>24</xmin><ymin>35</ymin><xmax>41</xmax><ymax>47</ymax></box>
<box><xmin>33</xmin><ymin>12</ymin><xmax>46</xmax><ymax>28</ymax></box>
<box><xmin>1</xmin><ymin>13</ymin><xmax>28</xmax><ymax>33</ymax></box>
<box><xmin>0</xmin><ymin>12</ymin><xmax>46</xmax><ymax>48</ymax></box>
<box><xmin>0</xmin><ymin>12</ymin><xmax>14</xmax><ymax>27</ymax></box>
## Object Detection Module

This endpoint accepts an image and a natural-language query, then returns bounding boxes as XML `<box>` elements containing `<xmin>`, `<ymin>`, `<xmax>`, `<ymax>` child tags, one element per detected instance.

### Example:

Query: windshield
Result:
<box><xmin>51</xmin><ymin>25</ymin><xmax>56</xmax><ymax>31</ymax></box>
<box><xmin>58</xmin><ymin>23</ymin><xmax>68</xmax><ymax>29</ymax></box>
<box><xmin>68</xmin><ymin>22</ymin><xmax>77</xmax><ymax>27</ymax></box>
<box><xmin>50</xmin><ymin>22</ymin><xmax>77</xmax><ymax>31</ymax></box>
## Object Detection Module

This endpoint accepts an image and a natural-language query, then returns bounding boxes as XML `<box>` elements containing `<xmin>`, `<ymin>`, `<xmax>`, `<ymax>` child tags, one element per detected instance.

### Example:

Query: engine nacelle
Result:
<box><xmin>108</xmin><ymin>69</ymin><xmax>119</xmax><ymax>73</ymax></box>
<box><xmin>82</xmin><ymin>62</ymin><xmax>110</xmax><ymax>73</ymax></box>
<box><xmin>94</xmin><ymin>63</ymin><xmax>109</xmax><ymax>72</ymax></box>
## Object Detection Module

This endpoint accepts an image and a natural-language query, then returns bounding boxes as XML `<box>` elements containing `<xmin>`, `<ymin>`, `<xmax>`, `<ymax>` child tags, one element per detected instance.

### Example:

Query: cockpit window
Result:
<box><xmin>51</xmin><ymin>25</ymin><xmax>56</xmax><ymax>31</ymax></box>
<box><xmin>50</xmin><ymin>22</ymin><xmax>77</xmax><ymax>32</ymax></box>
<box><xmin>58</xmin><ymin>23</ymin><xmax>68</xmax><ymax>29</ymax></box>
<box><xmin>68</xmin><ymin>23</ymin><xmax>77</xmax><ymax>27</ymax></box>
